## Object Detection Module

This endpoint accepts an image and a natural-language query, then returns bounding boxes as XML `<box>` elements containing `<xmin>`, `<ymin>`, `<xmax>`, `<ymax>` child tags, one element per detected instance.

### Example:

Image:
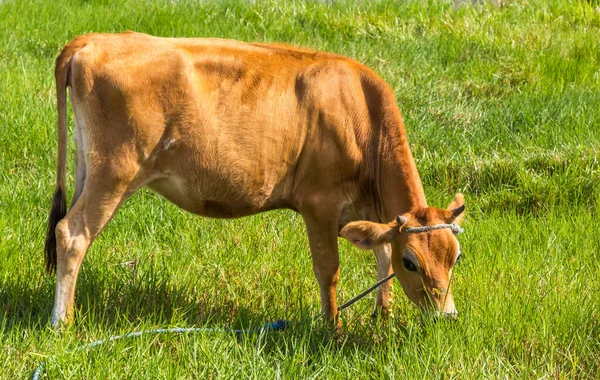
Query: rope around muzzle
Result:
<box><xmin>32</xmin><ymin>223</ymin><xmax>462</xmax><ymax>379</ymax></box>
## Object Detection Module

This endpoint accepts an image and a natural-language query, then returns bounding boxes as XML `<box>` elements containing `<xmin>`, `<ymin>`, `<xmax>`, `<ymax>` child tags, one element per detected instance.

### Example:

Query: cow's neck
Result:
<box><xmin>376</xmin><ymin>107</ymin><xmax>427</xmax><ymax>222</ymax></box>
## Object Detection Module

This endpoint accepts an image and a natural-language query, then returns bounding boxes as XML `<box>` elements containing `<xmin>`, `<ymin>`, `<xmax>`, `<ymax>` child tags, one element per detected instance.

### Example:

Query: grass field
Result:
<box><xmin>1</xmin><ymin>0</ymin><xmax>600</xmax><ymax>378</ymax></box>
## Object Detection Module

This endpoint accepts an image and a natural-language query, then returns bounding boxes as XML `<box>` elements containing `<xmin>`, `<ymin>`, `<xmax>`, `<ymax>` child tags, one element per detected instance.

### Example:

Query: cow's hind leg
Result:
<box><xmin>51</xmin><ymin>168</ymin><xmax>144</xmax><ymax>328</ymax></box>
<box><xmin>372</xmin><ymin>244</ymin><xmax>393</xmax><ymax>320</ymax></box>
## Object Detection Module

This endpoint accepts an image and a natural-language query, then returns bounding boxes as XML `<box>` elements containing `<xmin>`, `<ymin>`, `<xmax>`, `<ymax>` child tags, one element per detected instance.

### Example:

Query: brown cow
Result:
<box><xmin>45</xmin><ymin>32</ymin><xmax>465</xmax><ymax>328</ymax></box>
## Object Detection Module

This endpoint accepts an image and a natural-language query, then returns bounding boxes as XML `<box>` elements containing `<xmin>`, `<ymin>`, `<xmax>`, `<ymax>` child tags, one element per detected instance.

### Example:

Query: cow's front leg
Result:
<box><xmin>302</xmin><ymin>210</ymin><xmax>341</xmax><ymax>327</ymax></box>
<box><xmin>372</xmin><ymin>244</ymin><xmax>394</xmax><ymax>320</ymax></box>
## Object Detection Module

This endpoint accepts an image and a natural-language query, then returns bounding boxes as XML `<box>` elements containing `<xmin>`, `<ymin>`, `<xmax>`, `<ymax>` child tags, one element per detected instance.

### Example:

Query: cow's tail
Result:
<box><xmin>44</xmin><ymin>45</ymin><xmax>76</xmax><ymax>273</ymax></box>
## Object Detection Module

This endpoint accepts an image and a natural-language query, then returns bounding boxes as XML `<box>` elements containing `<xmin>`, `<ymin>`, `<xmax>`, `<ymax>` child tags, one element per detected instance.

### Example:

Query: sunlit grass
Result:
<box><xmin>1</xmin><ymin>0</ymin><xmax>599</xmax><ymax>378</ymax></box>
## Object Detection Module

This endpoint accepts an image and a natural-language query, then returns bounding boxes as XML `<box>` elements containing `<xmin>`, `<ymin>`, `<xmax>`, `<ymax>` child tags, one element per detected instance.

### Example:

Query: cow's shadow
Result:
<box><xmin>1</xmin><ymin>264</ymin><xmax>408</xmax><ymax>355</ymax></box>
<box><xmin>1</xmin><ymin>275</ymin><xmax>56</xmax><ymax>329</ymax></box>
<box><xmin>74</xmin><ymin>262</ymin><xmax>295</xmax><ymax>330</ymax></box>
<box><xmin>1</xmin><ymin>266</ymin><xmax>279</xmax><ymax>330</ymax></box>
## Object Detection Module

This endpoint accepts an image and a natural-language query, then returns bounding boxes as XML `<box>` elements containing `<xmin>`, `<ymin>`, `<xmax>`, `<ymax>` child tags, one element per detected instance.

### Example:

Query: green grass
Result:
<box><xmin>1</xmin><ymin>0</ymin><xmax>599</xmax><ymax>378</ymax></box>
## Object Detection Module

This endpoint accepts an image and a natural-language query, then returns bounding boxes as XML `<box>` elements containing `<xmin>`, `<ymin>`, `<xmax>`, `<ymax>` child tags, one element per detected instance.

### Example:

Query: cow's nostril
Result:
<box><xmin>445</xmin><ymin>311</ymin><xmax>459</xmax><ymax>321</ymax></box>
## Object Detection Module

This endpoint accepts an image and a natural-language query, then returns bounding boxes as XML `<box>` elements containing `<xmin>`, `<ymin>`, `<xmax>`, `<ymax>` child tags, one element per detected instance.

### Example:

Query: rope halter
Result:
<box><xmin>402</xmin><ymin>223</ymin><xmax>463</xmax><ymax>235</ymax></box>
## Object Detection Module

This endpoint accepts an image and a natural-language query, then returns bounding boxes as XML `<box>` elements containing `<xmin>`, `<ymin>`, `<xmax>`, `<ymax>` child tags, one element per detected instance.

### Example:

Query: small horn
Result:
<box><xmin>452</xmin><ymin>204</ymin><xmax>465</xmax><ymax>218</ymax></box>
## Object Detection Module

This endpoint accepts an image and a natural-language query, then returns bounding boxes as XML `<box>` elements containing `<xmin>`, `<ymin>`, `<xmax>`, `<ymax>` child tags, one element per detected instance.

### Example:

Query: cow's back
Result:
<box><xmin>66</xmin><ymin>32</ymin><xmax>374</xmax><ymax>218</ymax></box>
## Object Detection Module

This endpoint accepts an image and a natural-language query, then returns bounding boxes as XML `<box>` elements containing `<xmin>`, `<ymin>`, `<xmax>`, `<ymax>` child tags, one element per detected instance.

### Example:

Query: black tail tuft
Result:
<box><xmin>44</xmin><ymin>188</ymin><xmax>66</xmax><ymax>273</ymax></box>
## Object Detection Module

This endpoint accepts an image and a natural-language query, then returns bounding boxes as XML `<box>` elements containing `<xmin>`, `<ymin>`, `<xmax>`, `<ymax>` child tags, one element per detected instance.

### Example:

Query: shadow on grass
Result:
<box><xmin>76</xmin><ymin>263</ymin><xmax>408</xmax><ymax>351</ymax></box>
<box><xmin>0</xmin><ymin>274</ymin><xmax>55</xmax><ymax>331</ymax></box>
<box><xmin>1</xmin><ymin>263</ymin><xmax>410</xmax><ymax>356</ymax></box>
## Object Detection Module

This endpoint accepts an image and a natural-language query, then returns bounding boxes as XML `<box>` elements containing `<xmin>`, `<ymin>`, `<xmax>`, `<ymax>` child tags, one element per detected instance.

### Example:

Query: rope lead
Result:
<box><xmin>32</xmin><ymin>277</ymin><xmax>390</xmax><ymax>379</ymax></box>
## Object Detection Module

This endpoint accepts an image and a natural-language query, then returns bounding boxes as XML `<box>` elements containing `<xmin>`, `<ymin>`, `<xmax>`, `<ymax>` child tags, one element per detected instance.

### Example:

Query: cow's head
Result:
<box><xmin>340</xmin><ymin>194</ymin><xmax>465</xmax><ymax>320</ymax></box>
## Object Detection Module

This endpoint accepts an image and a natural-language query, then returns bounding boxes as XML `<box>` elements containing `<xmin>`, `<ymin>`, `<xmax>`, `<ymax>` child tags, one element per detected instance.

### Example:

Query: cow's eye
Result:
<box><xmin>402</xmin><ymin>257</ymin><xmax>417</xmax><ymax>272</ymax></box>
<box><xmin>455</xmin><ymin>253</ymin><xmax>462</xmax><ymax>265</ymax></box>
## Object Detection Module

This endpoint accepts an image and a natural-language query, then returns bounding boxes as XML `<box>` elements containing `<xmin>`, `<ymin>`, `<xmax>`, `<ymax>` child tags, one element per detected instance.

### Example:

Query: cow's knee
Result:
<box><xmin>314</xmin><ymin>261</ymin><xmax>340</xmax><ymax>284</ymax></box>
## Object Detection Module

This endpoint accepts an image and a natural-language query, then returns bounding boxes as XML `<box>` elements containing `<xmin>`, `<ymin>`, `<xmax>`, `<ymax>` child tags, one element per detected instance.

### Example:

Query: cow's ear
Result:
<box><xmin>445</xmin><ymin>193</ymin><xmax>465</xmax><ymax>226</ymax></box>
<box><xmin>340</xmin><ymin>219</ymin><xmax>403</xmax><ymax>250</ymax></box>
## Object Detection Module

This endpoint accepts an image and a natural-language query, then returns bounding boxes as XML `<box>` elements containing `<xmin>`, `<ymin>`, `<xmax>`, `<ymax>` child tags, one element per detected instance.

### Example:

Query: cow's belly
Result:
<box><xmin>146</xmin><ymin>174</ymin><xmax>288</xmax><ymax>219</ymax></box>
